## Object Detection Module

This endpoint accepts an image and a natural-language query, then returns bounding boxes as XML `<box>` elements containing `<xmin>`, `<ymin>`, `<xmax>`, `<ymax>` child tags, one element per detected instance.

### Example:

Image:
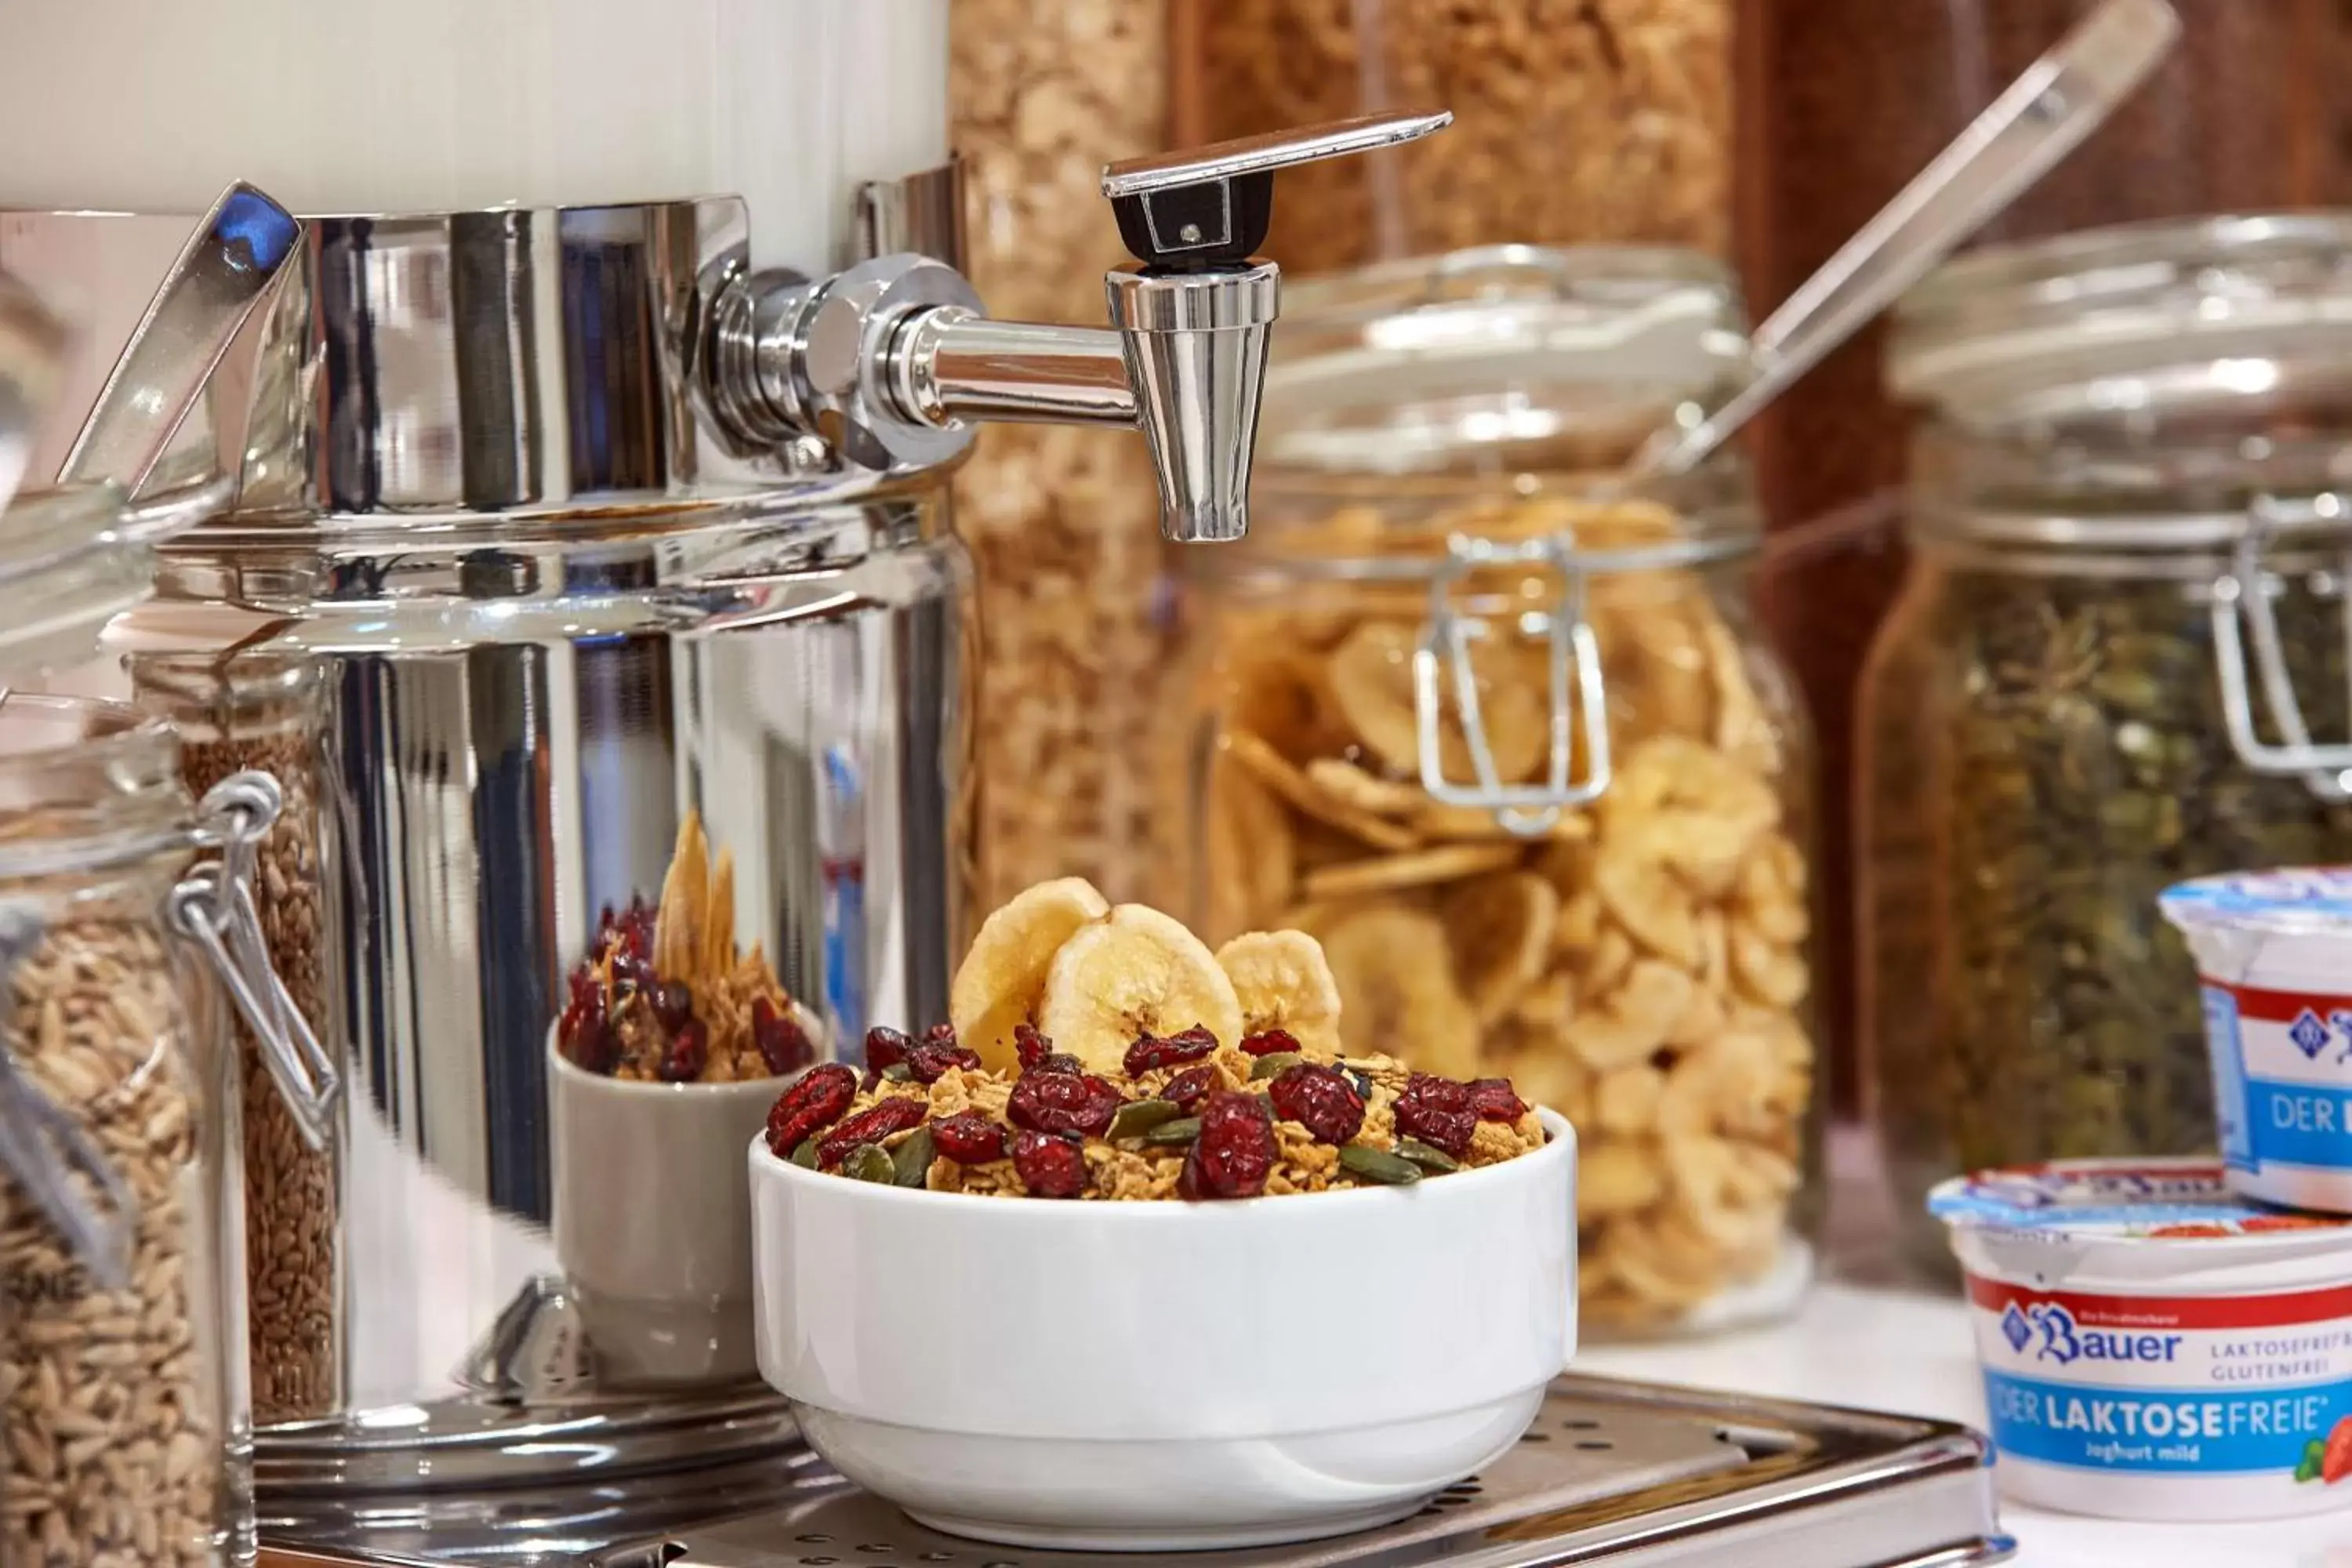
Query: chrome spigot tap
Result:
<box><xmin>709</xmin><ymin>111</ymin><xmax>1450</xmax><ymax>543</ymax></box>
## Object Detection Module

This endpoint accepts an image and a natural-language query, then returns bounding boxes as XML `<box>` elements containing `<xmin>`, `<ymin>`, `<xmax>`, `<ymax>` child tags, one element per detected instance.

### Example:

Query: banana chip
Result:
<box><xmin>1203</xmin><ymin>753</ymin><xmax>1293</xmax><ymax>947</ymax></box>
<box><xmin>1216</xmin><ymin>929</ymin><xmax>1345</xmax><ymax>1054</ymax></box>
<box><xmin>1304</xmin><ymin>757</ymin><xmax>1428</xmax><ymax>818</ymax></box>
<box><xmin>1592</xmin><ymin>846</ymin><xmax>1701</xmax><ymax>969</ymax></box>
<box><xmin>1225</xmin><ymin>730</ymin><xmax>1418</xmax><ymax>852</ymax></box>
<box><xmin>1563</xmin><ymin>959</ymin><xmax>1690</xmax><ymax>1072</ymax></box>
<box><xmin>1302</xmin><ymin>842</ymin><xmax>1520</xmax><ymax>901</ymax></box>
<box><xmin>1328</xmin><ymin>620</ymin><xmax>1548</xmax><ymax>785</ymax></box>
<box><xmin>1441</xmin><ymin>871</ymin><xmax>1559</xmax><ymax>1025</ymax></box>
<box><xmin>1577</xmin><ymin>1140</ymin><xmax>1665</xmax><ymax>1220</ymax></box>
<box><xmin>1038</xmin><ymin>903</ymin><xmax>1244</xmax><ymax>1075</ymax></box>
<box><xmin>1319</xmin><ymin>905</ymin><xmax>1481</xmax><ymax>1077</ymax></box>
<box><xmin>951</xmin><ymin>877</ymin><xmax>1113</xmax><ymax>1072</ymax></box>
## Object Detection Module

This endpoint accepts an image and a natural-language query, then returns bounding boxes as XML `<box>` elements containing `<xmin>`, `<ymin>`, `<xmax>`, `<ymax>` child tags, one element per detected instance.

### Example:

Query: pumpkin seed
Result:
<box><xmin>880</xmin><ymin>1062</ymin><xmax>915</xmax><ymax>1083</ymax></box>
<box><xmin>1396</xmin><ymin>1138</ymin><xmax>1461</xmax><ymax>1172</ymax></box>
<box><xmin>1249</xmin><ymin>1051</ymin><xmax>1306</xmax><ymax>1080</ymax></box>
<box><xmin>844</xmin><ymin>1144</ymin><xmax>897</xmax><ymax>1184</ymax></box>
<box><xmin>1338</xmin><ymin>1144</ymin><xmax>1423</xmax><ymax>1185</ymax></box>
<box><xmin>891</xmin><ymin>1127</ymin><xmax>936</xmax><ymax>1188</ymax></box>
<box><xmin>790</xmin><ymin>1138</ymin><xmax>821</xmax><ymax>1170</ymax></box>
<box><xmin>1143</xmin><ymin>1116</ymin><xmax>1202</xmax><ymax>1147</ymax></box>
<box><xmin>1108</xmin><ymin>1099</ymin><xmax>1181</xmax><ymax>1141</ymax></box>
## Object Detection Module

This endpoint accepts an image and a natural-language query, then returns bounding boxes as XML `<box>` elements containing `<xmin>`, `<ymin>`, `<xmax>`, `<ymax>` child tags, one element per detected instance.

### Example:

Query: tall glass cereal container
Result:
<box><xmin>1861</xmin><ymin>216</ymin><xmax>2352</xmax><ymax>1277</ymax></box>
<box><xmin>126</xmin><ymin>649</ymin><xmax>341</xmax><ymax>1424</ymax></box>
<box><xmin>0</xmin><ymin>485</ymin><xmax>331</xmax><ymax>1566</ymax></box>
<box><xmin>1172</xmin><ymin>249</ymin><xmax>1821</xmax><ymax>1337</ymax></box>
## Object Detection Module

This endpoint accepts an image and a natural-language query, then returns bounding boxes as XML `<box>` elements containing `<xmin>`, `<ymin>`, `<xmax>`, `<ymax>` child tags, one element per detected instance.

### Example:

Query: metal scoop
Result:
<box><xmin>1630</xmin><ymin>0</ymin><xmax>2181</xmax><ymax>481</ymax></box>
<box><xmin>54</xmin><ymin>181</ymin><xmax>302</xmax><ymax>501</ymax></box>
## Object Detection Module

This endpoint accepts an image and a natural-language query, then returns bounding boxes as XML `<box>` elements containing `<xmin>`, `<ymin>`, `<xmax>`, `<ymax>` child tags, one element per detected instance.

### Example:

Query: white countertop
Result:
<box><xmin>1580</xmin><ymin>1282</ymin><xmax>2352</xmax><ymax>1566</ymax></box>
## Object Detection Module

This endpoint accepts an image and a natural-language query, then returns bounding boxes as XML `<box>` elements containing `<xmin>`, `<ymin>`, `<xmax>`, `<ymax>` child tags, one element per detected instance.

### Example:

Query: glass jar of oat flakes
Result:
<box><xmin>1170</xmin><ymin>247</ymin><xmax>1822</xmax><ymax>1338</ymax></box>
<box><xmin>1863</xmin><ymin>216</ymin><xmax>2352</xmax><ymax>1279</ymax></box>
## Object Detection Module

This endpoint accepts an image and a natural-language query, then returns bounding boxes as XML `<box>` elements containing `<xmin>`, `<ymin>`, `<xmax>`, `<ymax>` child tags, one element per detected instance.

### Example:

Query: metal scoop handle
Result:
<box><xmin>55</xmin><ymin>183</ymin><xmax>302</xmax><ymax>497</ymax></box>
<box><xmin>1634</xmin><ymin>0</ymin><xmax>2180</xmax><ymax>480</ymax></box>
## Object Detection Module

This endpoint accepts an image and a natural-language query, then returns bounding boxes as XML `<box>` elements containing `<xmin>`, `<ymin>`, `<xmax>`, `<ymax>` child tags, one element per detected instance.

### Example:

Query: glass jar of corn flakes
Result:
<box><xmin>1169</xmin><ymin>247</ymin><xmax>1822</xmax><ymax>1338</ymax></box>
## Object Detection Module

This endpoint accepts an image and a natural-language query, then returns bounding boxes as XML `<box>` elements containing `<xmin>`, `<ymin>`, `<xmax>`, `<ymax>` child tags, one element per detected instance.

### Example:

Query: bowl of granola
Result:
<box><xmin>550</xmin><ymin>813</ymin><xmax>823</xmax><ymax>1388</ymax></box>
<box><xmin>747</xmin><ymin>882</ymin><xmax>1576</xmax><ymax>1550</ymax></box>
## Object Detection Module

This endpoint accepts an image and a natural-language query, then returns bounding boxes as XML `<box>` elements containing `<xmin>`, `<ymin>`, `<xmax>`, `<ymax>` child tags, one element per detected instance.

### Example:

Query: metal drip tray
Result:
<box><xmin>256</xmin><ymin>1376</ymin><xmax>2012</xmax><ymax>1568</ymax></box>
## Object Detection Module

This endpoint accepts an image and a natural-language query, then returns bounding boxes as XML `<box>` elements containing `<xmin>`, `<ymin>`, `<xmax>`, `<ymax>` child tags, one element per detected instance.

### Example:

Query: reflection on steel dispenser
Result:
<box><xmin>3</xmin><ymin>107</ymin><xmax>1451</xmax><ymax>1551</ymax></box>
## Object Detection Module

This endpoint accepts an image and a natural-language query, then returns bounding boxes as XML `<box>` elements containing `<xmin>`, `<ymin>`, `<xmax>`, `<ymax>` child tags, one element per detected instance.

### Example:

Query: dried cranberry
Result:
<box><xmin>1269</xmin><ymin>1063</ymin><xmax>1365</xmax><ymax>1145</ymax></box>
<box><xmin>652</xmin><ymin>980</ymin><xmax>695</xmax><ymax>1033</ymax></box>
<box><xmin>865</xmin><ymin>1026</ymin><xmax>913</xmax><ymax>1076</ymax></box>
<box><xmin>1124</xmin><ymin>1025</ymin><xmax>1218</xmax><ymax>1075</ymax></box>
<box><xmin>1032</xmin><ymin>1053</ymin><xmax>1084</xmax><ymax>1076</ymax></box>
<box><xmin>923</xmin><ymin>1022</ymin><xmax>961</xmax><ymax>1046</ymax></box>
<box><xmin>1161</xmin><ymin>1065</ymin><xmax>1218</xmax><ymax>1112</ymax></box>
<box><xmin>906</xmin><ymin>1041</ymin><xmax>984</xmax><ymax>1083</ymax></box>
<box><xmin>1184</xmin><ymin>1092</ymin><xmax>1276</xmax><ymax>1200</ymax></box>
<box><xmin>1238</xmin><ymin>1028</ymin><xmax>1301</xmax><ymax>1058</ymax></box>
<box><xmin>1467</xmin><ymin>1077</ymin><xmax>1529</xmax><ymax>1123</ymax></box>
<box><xmin>1012</xmin><ymin>1131</ymin><xmax>1087</xmax><ymax>1198</ymax></box>
<box><xmin>1395</xmin><ymin>1074</ymin><xmax>1478</xmax><ymax>1160</ymax></box>
<box><xmin>660</xmin><ymin>1019</ymin><xmax>710</xmax><ymax>1083</ymax></box>
<box><xmin>1014</xmin><ymin>1023</ymin><xmax>1053</xmax><ymax>1072</ymax></box>
<box><xmin>1185</xmin><ymin>1093</ymin><xmax>1276</xmax><ymax>1199</ymax></box>
<box><xmin>766</xmin><ymin>1064</ymin><xmax>858</xmax><ymax>1156</ymax></box>
<box><xmin>1007</xmin><ymin>1072</ymin><xmax>1123</xmax><ymax>1138</ymax></box>
<box><xmin>818</xmin><ymin>1096</ymin><xmax>929</xmax><ymax>1169</ymax></box>
<box><xmin>932</xmin><ymin>1112</ymin><xmax>1010</xmax><ymax>1164</ymax></box>
<box><xmin>752</xmin><ymin>996</ymin><xmax>814</xmax><ymax>1076</ymax></box>
<box><xmin>568</xmin><ymin>1018</ymin><xmax>620</xmax><ymax>1076</ymax></box>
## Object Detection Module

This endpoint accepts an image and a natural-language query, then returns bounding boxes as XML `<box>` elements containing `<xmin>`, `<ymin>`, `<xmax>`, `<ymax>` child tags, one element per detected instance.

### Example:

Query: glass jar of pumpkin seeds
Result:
<box><xmin>1863</xmin><ymin>216</ymin><xmax>2352</xmax><ymax>1278</ymax></box>
<box><xmin>1170</xmin><ymin>247</ymin><xmax>1824</xmax><ymax>1338</ymax></box>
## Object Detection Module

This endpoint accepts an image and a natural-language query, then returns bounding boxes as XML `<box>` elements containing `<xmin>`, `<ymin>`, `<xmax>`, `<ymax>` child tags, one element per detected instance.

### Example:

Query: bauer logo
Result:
<box><xmin>2001</xmin><ymin>1302</ymin><xmax>2032</xmax><ymax>1353</ymax></box>
<box><xmin>2022</xmin><ymin>1301</ymin><xmax>2183</xmax><ymax>1368</ymax></box>
<box><xmin>2293</xmin><ymin>1009</ymin><xmax>2332</xmax><ymax>1061</ymax></box>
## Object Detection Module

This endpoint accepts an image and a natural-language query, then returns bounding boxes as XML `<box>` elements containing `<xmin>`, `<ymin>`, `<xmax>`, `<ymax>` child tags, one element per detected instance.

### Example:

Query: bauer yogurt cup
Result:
<box><xmin>2160</xmin><ymin>866</ymin><xmax>2352</xmax><ymax>1213</ymax></box>
<box><xmin>1932</xmin><ymin>1157</ymin><xmax>2352</xmax><ymax>1521</ymax></box>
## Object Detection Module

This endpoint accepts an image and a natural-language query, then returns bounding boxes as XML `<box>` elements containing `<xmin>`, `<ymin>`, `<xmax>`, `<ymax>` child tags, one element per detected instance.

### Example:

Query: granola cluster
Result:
<box><xmin>764</xmin><ymin>1022</ymin><xmax>1546</xmax><ymax>1203</ymax></box>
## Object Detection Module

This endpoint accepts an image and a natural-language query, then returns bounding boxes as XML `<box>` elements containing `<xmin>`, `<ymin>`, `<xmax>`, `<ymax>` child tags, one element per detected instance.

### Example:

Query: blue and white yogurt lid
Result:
<box><xmin>1931</xmin><ymin>1159</ymin><xmax>2352</xmax><ymax>1293</ymax></box>
<box><xmin>2158</xmin><ymin>866</ymin><xmax>2352</xmax><ymax>935</ymax></box>
<box><xmin>1926</xmin><ymin>1157</ymin><xmax>2346</xmax><ymax>1241</ymax></box>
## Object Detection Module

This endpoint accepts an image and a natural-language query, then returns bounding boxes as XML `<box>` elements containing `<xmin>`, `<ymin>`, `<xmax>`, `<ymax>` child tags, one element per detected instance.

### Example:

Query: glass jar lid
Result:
<box><xmin>1259</xmin><ymin>245</ymin><xmax>1753</xmax><ymax>478</ymax></box>
<box><xmin>0</xmin><ymin>477</ymin><xmax>228</xmax><ymax>678</ymax></box>
<box><xmin>1890</xmin><ymin>213</ymin><xmax>2352</xmax><ymax>430</ymax></box>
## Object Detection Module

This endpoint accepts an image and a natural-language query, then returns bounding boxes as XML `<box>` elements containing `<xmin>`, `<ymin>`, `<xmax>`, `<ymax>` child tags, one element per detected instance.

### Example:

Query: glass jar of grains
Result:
<box><xmin>125</xmin><ymin>648</ymin><xmax>342</xmax><ymax>1425</ymax></box>
<box><xmin>0</xmin><ymin>479</ymin><xmax>335</xmax><ymax>1567</ymax></box>
<box><xmin>0</xmin><ymin>685</ymin><xmax>331</xmax><ymax>1568</ymax></box>
<box><xmin>1170</xmin><ymin>248</ymin><xmax>1822</xmax><ymax>1338</ymax></box>
<box><xmin>1862</xmin><ymin>216</ymin><xmax>2352</xmax><ymax>1278</ymax></box>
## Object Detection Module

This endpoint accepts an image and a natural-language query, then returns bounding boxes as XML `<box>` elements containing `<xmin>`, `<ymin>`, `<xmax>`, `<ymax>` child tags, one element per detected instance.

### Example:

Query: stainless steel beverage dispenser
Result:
<box><xmin>0</xmin><ymin>16</ymin><xmax>1443</xmax><ymax>1541</ymax></box>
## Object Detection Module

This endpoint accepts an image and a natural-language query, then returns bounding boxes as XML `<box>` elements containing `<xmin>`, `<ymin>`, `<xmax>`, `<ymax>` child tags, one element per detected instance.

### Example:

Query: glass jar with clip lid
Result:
<box><xmin>0</xmin><ymin>478</ymin><xmax>338</xmax><ymax>1567</ymax></box>
<box><xmin>1168</xmin><ymin>245</ymin><xmax>1823</xmax><ymax>1338</ymax></box>
<box><xmin>1861</xmin><ymin>214</ymin><xmax>2352</xmax><ymax>1279</ymax></box>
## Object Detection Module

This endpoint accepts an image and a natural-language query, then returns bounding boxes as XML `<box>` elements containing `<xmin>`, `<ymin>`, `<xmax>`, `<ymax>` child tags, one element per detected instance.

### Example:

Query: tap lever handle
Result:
<box><xmin>1101</xmin><ymin>111</ymin><xmax>1451</xmax><ymax>272</ymax></box>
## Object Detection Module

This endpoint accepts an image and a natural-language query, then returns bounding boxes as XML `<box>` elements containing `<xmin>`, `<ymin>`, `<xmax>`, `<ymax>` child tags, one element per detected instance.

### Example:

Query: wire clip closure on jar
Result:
<box><xmin>1417</xmin><ymin>532</ymin><xmax>1613</xmax><ymax>837</ymax></box>
<box><xmin>2209</xmin><ymin>495</ymin><xmax>2352</xmax><ymax>804</ymax></box>
<box><xmin>168</xmin><ymin>771</ymin><xmax>343</xmax><ymax>1150</ymax></box>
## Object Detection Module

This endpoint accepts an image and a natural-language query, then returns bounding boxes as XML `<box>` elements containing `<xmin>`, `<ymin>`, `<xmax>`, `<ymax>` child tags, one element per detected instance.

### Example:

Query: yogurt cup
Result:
<box><xmin>2159</xmin><ymin>866</ymin><xmax>2352</xmax><ymax>1212</ymax></box>
<box><xmin>1932</xmin><ymin>1156</ymin><xmax>2352</xmax><ymax>1520</ymax></box>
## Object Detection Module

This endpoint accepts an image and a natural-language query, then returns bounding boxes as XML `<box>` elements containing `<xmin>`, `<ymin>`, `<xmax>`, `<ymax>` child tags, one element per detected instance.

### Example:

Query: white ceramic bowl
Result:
<box><xmin>547</xmin><ymin>1007</ymin><xmax>823</xmax><ymax>1388</ymax></box>
<box><xmin>749</xmin><ymin>1110</ymin><xmax>1577</xmax><ymax>1551</ymax></box>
